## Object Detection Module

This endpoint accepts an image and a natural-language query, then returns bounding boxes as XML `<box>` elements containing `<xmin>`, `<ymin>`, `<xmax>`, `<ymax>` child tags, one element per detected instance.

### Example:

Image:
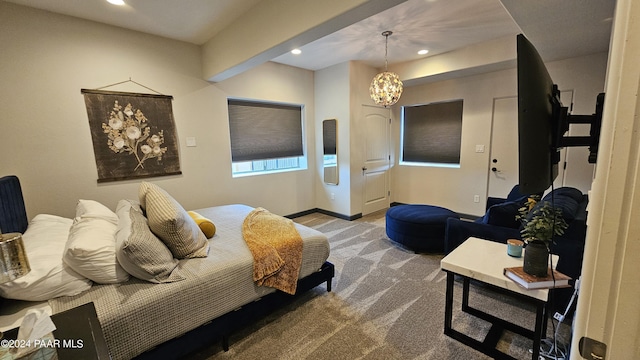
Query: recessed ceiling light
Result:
<box><xmin>291</xmin><ymin>49</ymin><xmax>302</xmax><ymax>55</ymax></box>
<box><xmin>107</xmin><ymin>0</ymin><xmax>126</xmax><ymax>5</ymax></box>
<box><xmin>418</xmin><ymin>49</ymin><xmax>429</xmax><ymax>55</ymax></box>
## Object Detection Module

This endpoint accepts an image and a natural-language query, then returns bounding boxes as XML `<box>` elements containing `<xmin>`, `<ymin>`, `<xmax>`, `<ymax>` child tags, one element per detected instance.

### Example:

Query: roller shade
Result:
<box><xmin>228</xmin><ymin>100</ymin><xmax>303</xmax><ymax>162</ymax></box>
<box><xmin>402</xmin><ymin>100</ymin><xmax>463</xmax><ymax>164</ymax></box>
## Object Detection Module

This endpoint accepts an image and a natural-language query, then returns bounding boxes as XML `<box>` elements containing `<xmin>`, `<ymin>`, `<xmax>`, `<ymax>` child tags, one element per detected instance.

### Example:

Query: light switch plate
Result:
<box><xmin>186</xmin><ymin>137</ymin><xmax>196</xmax><ymax>147</ymax></box>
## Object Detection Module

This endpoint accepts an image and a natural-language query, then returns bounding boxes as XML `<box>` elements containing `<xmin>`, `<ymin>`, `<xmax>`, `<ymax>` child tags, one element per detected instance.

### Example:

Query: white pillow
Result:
<box><xmin>63</xmin><ymin>200</ymin><xmax>129</xmax><ymax>284</ymax></box>
<box><xmin>76</xmin><ymin>199</ymin><xmax>118</xmax><ymax>224</ymax></box>
<box><xmin>76</xmin><ymin>199</ymin><xmax>118</xmax><ymax>225</ymax></box>
<box><xmin>63</xmin><ymin>201</ymin><xmax>130</xmax><ymax>284</ymax></box>
<box><xmin>0</xmin><ymin>214</ymin><xmax>92</xmax><ymax>301</ymax></box>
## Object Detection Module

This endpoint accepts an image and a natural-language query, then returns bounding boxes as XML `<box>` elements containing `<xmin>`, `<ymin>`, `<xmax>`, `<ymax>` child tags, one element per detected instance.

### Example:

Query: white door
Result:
<box><xmin>362</xmin><ymin>105</ymin><xmax>391</xmax><ymax>215</ymax></box>
<box><xmin>488</xmin><ymin>91</ymin><xmax>573</xmax><ymax>199</ymax></box>
<box><xmin>488</xmin><ymin>96</ymin><xmax>519</xmax><ymax>198</ymax></box>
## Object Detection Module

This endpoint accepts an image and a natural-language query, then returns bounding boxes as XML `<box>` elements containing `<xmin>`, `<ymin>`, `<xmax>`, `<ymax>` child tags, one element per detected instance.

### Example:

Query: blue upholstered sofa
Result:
<box><xmin>445</xmin><ymin>186</ymin><xmax>588</xmax><ymax>312</ymax></box>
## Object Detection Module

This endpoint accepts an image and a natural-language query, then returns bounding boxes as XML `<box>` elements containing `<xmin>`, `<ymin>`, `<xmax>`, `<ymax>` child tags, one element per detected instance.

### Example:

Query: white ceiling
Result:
<box><xmin>3</xmin><ymin>0</ymin><xmax>265</xmax><ymax>45</ymax></box>
<box><xmin>3</xmin><ymin>0</ymin><xmax>615</xmax><ymax>73</ymax></box>
<box><xmin>271</xmin><ymin>0</ymin><xmax>520</xmax><ymax>70</ymax></box>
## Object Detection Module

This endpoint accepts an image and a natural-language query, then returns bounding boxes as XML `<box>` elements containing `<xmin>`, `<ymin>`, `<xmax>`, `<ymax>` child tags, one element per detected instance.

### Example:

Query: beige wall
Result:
<box><xmin>572</xmin><ymin>0</ymin><xmax>640</xmax><ymax>356</ymax></box>
<box><xmin>390</xmin><ymin>53</ymin><xmax>608</xmax><ymax>216</ymax></box>
<box><xmin>0</xmin><ymin>3</ymin><xmax>316</xmax><ymax>219</ymax></box>
<box><xmin>5</xmin><ymin>3</ymin><xmax>638</xmax><ymax>355</ymax></box>
<box><xmin>314</xmin><ymin>60</ymin><xmax>386</xmax><ymax>217</ymax></box>
<box><xmin>314</xmin><ymin>63</ymin><xmax>351</xmax><ymax>215</ymax></box>
<box><xmin>0</xmin><ymin>2</ymin><xmax>607</xmax><ymax>222</ymax></box>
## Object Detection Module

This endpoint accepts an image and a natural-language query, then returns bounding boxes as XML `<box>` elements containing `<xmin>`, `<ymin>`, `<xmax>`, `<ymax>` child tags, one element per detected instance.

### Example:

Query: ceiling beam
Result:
<box><xmin>393</xmin><ymin>35</ymin><xmax>516</xmax><ymax>86</ymax></box>
<box><xmin>202</xmin><ymin>0</ymin><xmax>407</xmax><ymax>82</ymax></box>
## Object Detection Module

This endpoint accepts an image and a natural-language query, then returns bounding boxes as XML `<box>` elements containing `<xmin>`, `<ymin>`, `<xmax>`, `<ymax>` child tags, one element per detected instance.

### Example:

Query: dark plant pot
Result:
<box><xmin>523</xmin><ymin>240</ymin><xmax>549</xmax><ymax>277</ymax></box>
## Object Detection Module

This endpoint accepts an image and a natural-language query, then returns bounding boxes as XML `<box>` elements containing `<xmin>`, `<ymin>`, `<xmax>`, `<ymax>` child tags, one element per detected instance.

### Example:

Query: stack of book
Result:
<box><xmin>503</xmin><ymin>266</ymin><xmax>571</xmax><ymax>289</ymax></box>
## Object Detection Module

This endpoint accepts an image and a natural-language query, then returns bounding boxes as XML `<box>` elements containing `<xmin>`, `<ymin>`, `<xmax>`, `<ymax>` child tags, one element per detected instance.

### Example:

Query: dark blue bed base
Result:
<box><xmin>138</xmin><ymin>262</ymin><xmax>334</xmax><ymax>359</ymax></box>
<box><xmin>0</xmin><ymin>175</ymin><xmax>335</xmax><ymax>359</ymax></box>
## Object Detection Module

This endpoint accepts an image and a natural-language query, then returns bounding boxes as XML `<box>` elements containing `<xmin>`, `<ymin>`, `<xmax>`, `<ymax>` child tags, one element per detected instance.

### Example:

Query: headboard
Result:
<box><xmin>0</xmin><ymin>175</ymin><xmax>28</xmax><ymax>234</ymax></box>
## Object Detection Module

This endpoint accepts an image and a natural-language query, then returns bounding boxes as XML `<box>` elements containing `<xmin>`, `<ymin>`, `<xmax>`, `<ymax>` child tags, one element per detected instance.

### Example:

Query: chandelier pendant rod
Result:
<box><xmin>382</xmin><ymin>30</ymin><xmax>392</xmax><ymax>71</ymax></box>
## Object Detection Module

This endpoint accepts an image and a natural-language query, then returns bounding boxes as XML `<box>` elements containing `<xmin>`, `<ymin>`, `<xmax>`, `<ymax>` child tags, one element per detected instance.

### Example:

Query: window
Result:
<box><xmin>400</xmin><ymin>99</ymin><xmax>463</xmax><ymax>167</ymax></box>
<box><xmin>228</xmin><ymin>99</ymin><xmax>306</xmax><ymax>176</ymax></box>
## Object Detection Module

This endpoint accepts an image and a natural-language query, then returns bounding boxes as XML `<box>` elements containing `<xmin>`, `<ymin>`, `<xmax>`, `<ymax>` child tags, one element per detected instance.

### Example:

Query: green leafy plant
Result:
<box><xmin>516</xmin><ymin>197</ymin><xmax>568</xmax><ymax>247</ymax></box>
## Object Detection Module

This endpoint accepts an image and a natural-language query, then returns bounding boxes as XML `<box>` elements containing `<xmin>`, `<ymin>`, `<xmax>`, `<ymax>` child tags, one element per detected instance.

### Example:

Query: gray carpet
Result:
<box><xmin>194</xmin><ymin>210</ymin><xmax>571</xmax><ymax>359</ymax></box>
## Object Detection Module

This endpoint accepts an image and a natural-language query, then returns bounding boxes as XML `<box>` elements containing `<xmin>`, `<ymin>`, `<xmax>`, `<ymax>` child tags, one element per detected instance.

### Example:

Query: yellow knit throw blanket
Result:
<box><xmin>242</xmin><ymin>207</ymin><xmax>303</xmax><ymax>295</ymax></box>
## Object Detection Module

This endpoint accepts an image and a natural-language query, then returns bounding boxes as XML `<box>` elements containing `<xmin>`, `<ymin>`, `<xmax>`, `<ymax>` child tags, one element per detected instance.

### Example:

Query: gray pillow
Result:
<box><xmin>139</xmin><ymin>182</ymin><xmax>209</xmax><ymax>259</ymax></box>
<box><xmin>115</xmin><ymin>199</ymin><xmax>184</xmax><ymax>283</ymax></box>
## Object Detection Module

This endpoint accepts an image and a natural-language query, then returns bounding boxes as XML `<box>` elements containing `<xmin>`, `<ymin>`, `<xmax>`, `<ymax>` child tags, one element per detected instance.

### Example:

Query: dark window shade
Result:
<box><xmin>402</xmin><ymin>100</ymin><xmax>463</xmax><ymax>164</ymax></box>
<box><xmin>228</xmin><ymin>100</ymin><xmax>304</xmax><ymax>162</ymax></box>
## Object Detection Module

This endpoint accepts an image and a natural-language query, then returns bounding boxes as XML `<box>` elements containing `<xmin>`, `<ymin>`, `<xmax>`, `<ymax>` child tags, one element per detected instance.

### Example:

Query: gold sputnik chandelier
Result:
<box><xmin>369</xmin><ymin>31</ymin><xmax>403</xmax><ymax>107</ymax></box>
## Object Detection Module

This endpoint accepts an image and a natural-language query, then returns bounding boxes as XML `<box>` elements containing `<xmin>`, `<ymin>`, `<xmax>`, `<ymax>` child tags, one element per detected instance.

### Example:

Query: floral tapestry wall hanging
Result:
<box><xmin>81</xmin><ymin>89</ymin><xmax>182</xmax><ymax>182</ymax></box>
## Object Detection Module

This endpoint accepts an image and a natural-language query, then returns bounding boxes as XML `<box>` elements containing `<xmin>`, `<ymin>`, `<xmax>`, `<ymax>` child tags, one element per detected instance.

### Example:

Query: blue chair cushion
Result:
<box><xmin>506</xmin><ymin>185</ymin><xmax>527</xmax><ymax>202</ymax></box>
<box><xmin>531</xmin><ymin>187</ymin><xmax>584</xmax><ymax>222</ymax></box>
<box><xmin>543</xmin><ymin>187</ymin><xmax>583</xmax><ymax>203</ymax></box>
<box><xmin>482</xmin><ymin>200</ymin><xmax>522</xmax><ymax>229</ymax></box>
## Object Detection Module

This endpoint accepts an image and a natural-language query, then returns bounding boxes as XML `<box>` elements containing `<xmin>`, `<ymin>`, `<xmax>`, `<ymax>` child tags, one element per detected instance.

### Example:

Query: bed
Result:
<box><xmin>0</xmin><ymin>175</ymin><xmax>334</xmax><ymax>360</ymax></box>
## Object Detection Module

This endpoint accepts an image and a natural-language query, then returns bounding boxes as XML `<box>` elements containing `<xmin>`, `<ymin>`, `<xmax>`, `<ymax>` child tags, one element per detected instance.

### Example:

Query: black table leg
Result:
<box><xmin>532</xmin><ymin>301</ymin><xmax>546</xmax><ymax>360</ymax></box>
<box><xmin>443</xmin><ymin>271</ymin><xmax>549</xmax><ymax>360</ymax></box>
<box><xmin>444</xmin><ymin>271</ymin><xmax>455</xmax><ymax>334</ymax></box>
<box><xmin>462</xmin><ymin>277</ymin><xmax>470</xmax><ymax>311</ymax></box>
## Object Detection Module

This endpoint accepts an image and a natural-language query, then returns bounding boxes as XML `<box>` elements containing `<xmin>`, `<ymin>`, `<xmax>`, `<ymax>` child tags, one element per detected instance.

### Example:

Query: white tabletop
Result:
<box><xmin>440</xmin><ymin>237</ymin><xmax>558</xmax><ymax>302</ymax></box>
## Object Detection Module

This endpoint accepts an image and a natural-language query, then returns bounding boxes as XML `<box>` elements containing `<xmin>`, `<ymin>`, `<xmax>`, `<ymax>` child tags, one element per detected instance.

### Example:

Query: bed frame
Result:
<box><xmin>0</xmin><ymin>175</ymin><xmax>335</xmax><ymax>359</ymax></box>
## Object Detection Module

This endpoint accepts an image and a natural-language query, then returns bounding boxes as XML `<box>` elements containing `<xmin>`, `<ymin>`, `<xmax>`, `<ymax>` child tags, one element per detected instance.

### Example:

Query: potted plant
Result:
<box><xmin>516</xmin><ymin>196</ymin><xmax>569</xmax><ymax>277</ymax></box>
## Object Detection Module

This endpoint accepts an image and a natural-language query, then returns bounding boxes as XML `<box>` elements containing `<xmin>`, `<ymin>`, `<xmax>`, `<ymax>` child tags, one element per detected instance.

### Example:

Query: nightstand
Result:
<box><xmin>2</xmin><ymin>302</ymin><xmax>110</xmax><ymax>360</ymax></box>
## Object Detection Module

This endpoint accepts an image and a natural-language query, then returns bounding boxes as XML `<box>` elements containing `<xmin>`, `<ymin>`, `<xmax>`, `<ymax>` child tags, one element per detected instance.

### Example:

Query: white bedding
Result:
<box><xmin>0</xmin><ymin>214</ymin><xmax>92</xmax><ymax>301</ymax></box>
<box><xmin>49</xmin><ymin>204</ymin><xmax>330</xmax><ymax>360</ymax></box>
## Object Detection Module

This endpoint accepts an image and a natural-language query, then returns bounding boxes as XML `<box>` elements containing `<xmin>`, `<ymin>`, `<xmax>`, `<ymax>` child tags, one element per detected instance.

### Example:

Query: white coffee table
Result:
<box><xmin>441</xmin><ymin>237</ymin><xmax>560</xmax><ymax>360</ymax></box>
